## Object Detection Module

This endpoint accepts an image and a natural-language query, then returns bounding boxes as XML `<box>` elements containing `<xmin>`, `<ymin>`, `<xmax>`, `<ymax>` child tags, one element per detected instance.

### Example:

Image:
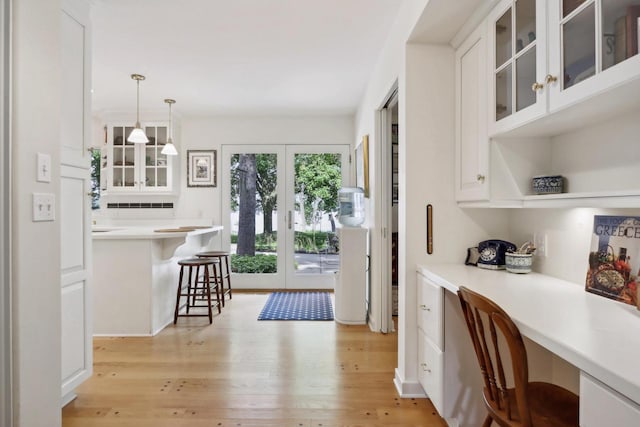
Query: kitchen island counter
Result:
<box><xmin>92</xmin><ymin>225</ymin><xmax>223</xmax><ymax>336</ymax></box>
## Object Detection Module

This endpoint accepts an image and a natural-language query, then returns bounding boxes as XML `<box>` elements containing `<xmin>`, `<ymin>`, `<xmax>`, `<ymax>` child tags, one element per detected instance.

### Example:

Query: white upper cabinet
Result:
<box><xmin>456</xmin><ymin>22</ymin><xmax>490</xmax><ymax>201</ymax></box>
<box><xmin>104</xmin><ymin>122</ymin><xmax>175</xmax><ymax>194</ymax></box>
<box><xmin>488</xmin><ymin>0</ymin><xmax>548</xmax><ymax>136</ymax></box>
<box><xmin>547</xmin><ymin>0</ymin><xmax>640</xmax><ymax>113</ymax></box>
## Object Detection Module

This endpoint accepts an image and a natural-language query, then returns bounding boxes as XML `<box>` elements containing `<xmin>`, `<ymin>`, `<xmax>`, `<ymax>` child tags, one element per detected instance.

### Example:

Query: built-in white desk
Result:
<box><xmin>417</xmin><ymin>264</ymin><xmax>640</xmax><ymax>427</ymax></box>
<box><xmin>92</xmin><ymin>225</ymin><xmax>223</xmax><ymax>336</ymax></box>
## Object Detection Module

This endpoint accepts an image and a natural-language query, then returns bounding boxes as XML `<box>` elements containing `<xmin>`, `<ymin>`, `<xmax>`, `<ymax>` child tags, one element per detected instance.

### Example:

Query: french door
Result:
<box><xmin>221</xmin><ymin>145</ymin><xmax>349</xmax><ymax>289</ymax></box>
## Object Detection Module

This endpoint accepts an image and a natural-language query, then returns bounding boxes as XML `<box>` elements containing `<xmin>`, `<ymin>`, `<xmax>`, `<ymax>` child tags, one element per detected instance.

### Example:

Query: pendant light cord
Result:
<box><xmin>136</xmin><ymin>78</ymin><xmax>140</xmax><ymax>124</ymax></box>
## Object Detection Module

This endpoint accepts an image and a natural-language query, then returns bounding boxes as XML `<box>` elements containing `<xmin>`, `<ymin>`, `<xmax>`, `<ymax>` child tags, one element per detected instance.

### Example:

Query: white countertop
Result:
<box><xmin>92</xmin><ymin>225</ymin><xmax>223</xmax><ymax>240</ymax></box>
<box><xmin>417</xmin><ymin>263</ymin><xmax>640</xmax><ymax>405</ymax></box>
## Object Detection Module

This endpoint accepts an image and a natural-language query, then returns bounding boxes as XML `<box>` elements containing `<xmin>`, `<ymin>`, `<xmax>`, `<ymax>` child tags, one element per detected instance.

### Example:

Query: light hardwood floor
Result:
<box><xmin>62</xmin><ymin>293</ymin><xmax>446</xmax><ymax>427</ymax></box>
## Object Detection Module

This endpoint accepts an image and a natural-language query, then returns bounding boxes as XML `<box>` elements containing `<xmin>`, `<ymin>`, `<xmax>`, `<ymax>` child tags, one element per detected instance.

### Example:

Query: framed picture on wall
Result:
<box><xmin>187</xmin><ymin>150</ymin><xmax>217</xmax><ymax>187</ymax></box>
<box><xmin>355</xmin><ymin>135</ymin><xmax>369</xmax><ymax>198</ymax></box>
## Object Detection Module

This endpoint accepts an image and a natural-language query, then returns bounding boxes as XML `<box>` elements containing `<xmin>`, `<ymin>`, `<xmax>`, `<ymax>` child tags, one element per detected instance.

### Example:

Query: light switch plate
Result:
<box><xmin>33</xmin><ymin>193</ymin><xmax>55</xmax><ymax>222</ymax></box>
<box><xmin>36</xmin><ymin>153</ymin><xmax>51</xmax><ymax>182</ymax></box>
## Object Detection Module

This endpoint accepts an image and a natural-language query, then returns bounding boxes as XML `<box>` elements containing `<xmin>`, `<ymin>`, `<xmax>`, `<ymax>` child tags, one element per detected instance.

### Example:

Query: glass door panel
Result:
<box><xmin>285</xmin><ymin>146</ymin><xmax>349</xmax><ymax>289</ymax></box>
<box><xmin>563</xmin><ymin>3</ymin><xmax>596</xmax><ymax>90</ymax></box>
<box><xmin>602</xmin><ymin>0</ymin><xmax>640</xmax><ymax>71</ymax></box>
<box><xmin>516</xmin><ymin>0</ymin><xmax>536</xmax><ymax>53</ymax></box>
<box><xmin>496</xmin><ymin>64</ymin><xmax>513</xmax><ymax>121</ymax></box>
<box><xmin>222</xmin><ymin>146</ymin><xmax>285</xmax><ymax>289</ymax></box>
<box><xmin>496</xmin><ymin>8</ymin><xmax>512</xmax><ymax>68</ymax></box>
<box><xmin>516</xmin><ymin>47</ymin><xmax>537</xmax><ymax>111</ymax></box>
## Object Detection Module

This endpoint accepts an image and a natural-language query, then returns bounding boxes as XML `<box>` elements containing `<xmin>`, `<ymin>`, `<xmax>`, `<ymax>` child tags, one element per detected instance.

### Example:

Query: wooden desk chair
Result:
<box><xmin>457</xmin><ymin>286</ymin><xmax>579</xmax><ymax>427</ymax></box>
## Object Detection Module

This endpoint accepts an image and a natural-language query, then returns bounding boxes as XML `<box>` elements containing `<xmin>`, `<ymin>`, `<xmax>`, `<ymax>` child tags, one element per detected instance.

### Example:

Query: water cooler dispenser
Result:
<box><xmin>334</xmin><ymin>188</ymin><xmax>367</xmax><ymax>325</ymax></box>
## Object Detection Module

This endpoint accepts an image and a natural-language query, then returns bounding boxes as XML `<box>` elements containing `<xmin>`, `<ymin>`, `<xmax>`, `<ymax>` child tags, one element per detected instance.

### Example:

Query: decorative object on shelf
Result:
<box><xmin>505</xmin><ymin>241</ymin><xmax>536</xmax><ymax>274</ymax></box>
<box><xmin>187</xmin><ymin>149</ymin><xmax>216</xmax><ymax>187</ymax></box>
<box><xmin>355</xmin><ymin>135</ymin><xmax>369</xmax><ymax>197</ymax></box>
<box><xmin>127</xmin><ymin>74</ymin><xmax>149</xmax><ymax>144</ymax></box>
<box><xmin>161</xmin><ymin>99</ymin><xmax>178</xmax><ymax>156</ymax></box>
<box><xmin>585</xmin><ymin>215</ymin><xmax>640</xmax><ymax>308</ymax></box>
<box><xmin>476</xmin><ymin>239</ymin><xmax>516</xmax><ymax>270</ymax></box>
<box><xmin>531</xmin><ymin>175</ymin><xmax>564</xmax><ymax>194</ymax></box>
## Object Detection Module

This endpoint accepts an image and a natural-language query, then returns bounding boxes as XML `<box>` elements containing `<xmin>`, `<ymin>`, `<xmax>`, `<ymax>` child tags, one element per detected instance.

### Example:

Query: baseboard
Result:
<box><xmin>61</xmin><ymin>391</ymin><xmax>77</xmax><ymax>407</ymax></box>
<box><xmin>393</xmin><ymin>368</ymin><xmax>427</xmax><ymax>398</ymax></box>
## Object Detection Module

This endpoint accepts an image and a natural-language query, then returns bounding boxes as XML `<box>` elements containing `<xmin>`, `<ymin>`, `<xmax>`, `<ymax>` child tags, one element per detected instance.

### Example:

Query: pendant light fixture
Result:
<box><xmin>127</xmin><ymin>73</ymin><xmax>149</xmax><ymax>144</ymax></box>
<box><xmin>161</xmin><ymin>99</ymin><xmax>178</xmax><ymax>156</ymax></box>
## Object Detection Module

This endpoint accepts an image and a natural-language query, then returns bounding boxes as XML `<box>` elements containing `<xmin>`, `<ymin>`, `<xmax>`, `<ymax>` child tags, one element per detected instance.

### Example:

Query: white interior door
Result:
<box><xmin>222</xmin><ymin>144</ymin><xmax>349</xmax><ymax>290</ymax></box>
<box><xmin>60</xmin><ymin>0</ymin><xmax>92</xmax><ymax>405</ymax></box>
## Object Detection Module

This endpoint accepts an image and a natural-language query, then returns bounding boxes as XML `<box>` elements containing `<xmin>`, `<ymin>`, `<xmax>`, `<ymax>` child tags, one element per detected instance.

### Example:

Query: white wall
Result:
<box><xmin>12</xmin><ymin>0</ymin><xmax>62</xmax><ymax>425</ymax></box>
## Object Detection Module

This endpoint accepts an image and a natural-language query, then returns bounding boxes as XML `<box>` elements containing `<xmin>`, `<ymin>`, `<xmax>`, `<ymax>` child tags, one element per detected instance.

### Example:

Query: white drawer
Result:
<box><xmin>418</xmin><ymin>330</ymin><xmax>444</xmax><ymax>416</ymax></box>
<box><xmin>417</xmin><ymin>272</ymin><xmax>444</xmax><ymax>349</ymax></box>
<box><xmin>580</xmin><ymin>372</ymin><xmax>640</xmax><ymax>427</ymax></box>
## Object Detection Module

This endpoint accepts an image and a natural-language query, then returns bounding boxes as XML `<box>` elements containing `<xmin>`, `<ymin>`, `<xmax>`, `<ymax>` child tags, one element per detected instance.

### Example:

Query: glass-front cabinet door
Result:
<box><xmin>488</xmin><ymin>0</ymin><xmax>547</xmax><ymax>135</ymax></box>
<box><xmin>106</xmin><ymin>123</ymin><xmax>172</xmax><ymax>193</ymax></box>
<box><xmin>142</xmin><ymin>125</ymin><xmax>169</xmax><ymax>189</ymax></box>
<box><xmin>547</xmin><ymin>0</ymin><xmax>640</xmax><ymax>111</ymax></box>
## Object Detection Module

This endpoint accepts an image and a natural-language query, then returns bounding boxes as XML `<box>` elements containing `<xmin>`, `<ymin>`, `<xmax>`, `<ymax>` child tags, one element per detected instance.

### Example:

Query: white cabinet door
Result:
<box><xmin>60</xmin><ymin>0</ymin><xmax>92</xmax><ymax>405</ymax></box>
<box><xmin>417</xmin><ymin>273</ymin><xmax>443</xmax><ymax>349</ymax></box>
<box><xmin>418</xmin><ymin>331</ymin><xmax>444</xmax><ymax>416</ymax></box>
<box><xmin>547</xmin><ymin>0</ymin><xmax>640</xmax><ymax>113</ymax></box>
<box><xmin>580</xmin><ymin>372</ymin><xmax>640</xmax><ymax>427</ymax></box>
<box><xmin>487</xmin><ymin>0</ymin><xmax>548</xmax><ymax>136</ymax></box>
<box><xmin>455</xmin><ymin>22</ymin><xmax>490</xmax><ymax>201</ymax></box>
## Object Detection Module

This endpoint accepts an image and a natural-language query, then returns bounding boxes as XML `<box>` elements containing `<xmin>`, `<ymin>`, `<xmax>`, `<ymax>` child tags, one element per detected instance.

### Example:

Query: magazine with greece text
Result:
<box><xmin>585</xmin><ymin>215</ymin><xmax>640</xmax><ymax>307</ymax></box>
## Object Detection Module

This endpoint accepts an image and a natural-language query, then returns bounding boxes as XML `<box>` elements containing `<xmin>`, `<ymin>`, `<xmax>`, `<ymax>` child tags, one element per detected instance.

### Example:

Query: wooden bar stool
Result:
<box><xmin>173</xmin><ymin>257</ymin><xmax>221</xmax><ymax>324</ymax></box>
<box><xmin>195</xmin><ymin>251</ymin><xmax>232</xmax><ymax>306</ymax></box>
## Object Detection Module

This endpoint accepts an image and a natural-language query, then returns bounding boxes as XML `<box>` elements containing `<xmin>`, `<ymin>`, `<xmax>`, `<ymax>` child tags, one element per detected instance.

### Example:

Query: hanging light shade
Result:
<box><xmin>161</xmin><ymin>98</ymin><xmax>178</xmax><ymax>156</ymax></box>
<box><xmin>127</xmin><ymin>74</ymin><xmax>149</xmax><ymax>144</ymax></box>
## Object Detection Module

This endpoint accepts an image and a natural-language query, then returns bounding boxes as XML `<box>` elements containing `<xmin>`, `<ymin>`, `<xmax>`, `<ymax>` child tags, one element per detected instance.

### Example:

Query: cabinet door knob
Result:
<box><xmin>545</xmin><ymin>74</ymin><xmax>558</xmax><ymax>84</ymax></box>
<box><xmin>476</xmin><ymin>174</ymin><xmax>486</xmax><ymax>183</ymax></box>
<box><xmin>531</xmin><ymin>82</ymin><xmax>544</xmax><ymax>92</ymax></box>
<box><xmin>420</xmin><ymin>304</ymin><xmax>431</xmax><ymax>311</ymax></box>
<box><xmin>421</xmin><ymin>363</ymin><xmax>431</xmax><ymax>373</ymax></box>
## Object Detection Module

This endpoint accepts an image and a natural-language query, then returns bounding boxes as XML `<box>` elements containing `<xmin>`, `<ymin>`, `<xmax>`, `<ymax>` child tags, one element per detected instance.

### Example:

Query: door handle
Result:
<box><xmin>288</xmin><ymin>211</ymin><xmax>292</xmax><ymax>230</ymax></box>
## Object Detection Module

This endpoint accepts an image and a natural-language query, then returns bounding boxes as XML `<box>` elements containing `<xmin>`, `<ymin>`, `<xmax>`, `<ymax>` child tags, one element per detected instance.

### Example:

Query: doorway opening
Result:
<box><xmin>376</xmin><ymin>86</ymin><xmax>399</xmax><ymax>333</ymax></box>
<box><xmin>221</xmin><ymin>144</ymin><xmax>349</xmax><ymax>290</ymax></box>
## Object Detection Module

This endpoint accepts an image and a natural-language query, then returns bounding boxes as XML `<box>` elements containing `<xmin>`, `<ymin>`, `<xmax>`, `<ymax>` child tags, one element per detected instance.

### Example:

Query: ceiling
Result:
<box><xmin>91</xmin><ymin>0</ymin><xmax>404</xmax><ymax>117</ymax></box>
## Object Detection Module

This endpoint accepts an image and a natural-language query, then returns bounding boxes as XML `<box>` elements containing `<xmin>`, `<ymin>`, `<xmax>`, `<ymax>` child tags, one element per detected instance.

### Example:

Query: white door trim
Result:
<box><xmin>0</xmin><ymin>0</ymin><xmax>12</xmax><ymax>422</ymax></box>
<box><xmin>374</xmin><ymin>85</ymin><xmax>398</xmax><ymax>334</ymax></box>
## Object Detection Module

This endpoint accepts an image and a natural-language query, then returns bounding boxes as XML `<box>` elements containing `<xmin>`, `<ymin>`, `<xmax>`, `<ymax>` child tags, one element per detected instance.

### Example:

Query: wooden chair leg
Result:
<box><xmin>482</xmin><ymin>414</ymin><xmax>493</xmax><ymax>427</ymax></box>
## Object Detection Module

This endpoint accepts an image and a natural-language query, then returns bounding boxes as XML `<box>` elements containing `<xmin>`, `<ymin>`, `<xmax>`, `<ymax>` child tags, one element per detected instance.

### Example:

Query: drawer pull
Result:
<box><xmin>420</xmin><ymin>304</ymin><xmax>431</xmax><ymax>311</ymax></box>
<box><xmin>421</xmin><ymin>363</ymin><xmax>431</xmax><ymax>373</ymax></box>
